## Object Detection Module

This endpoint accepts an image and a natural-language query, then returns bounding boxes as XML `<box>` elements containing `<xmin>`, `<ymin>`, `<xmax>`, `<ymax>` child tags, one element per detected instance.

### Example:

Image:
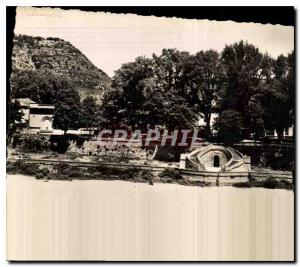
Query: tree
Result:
<box><xmin>102</xmin><ymin>56</ymin><xmax>155</xmax><ymax>130</ymax></box>
<box><xmin>214</xmin><ymin>110</ymin><xmax>243</xmax><ymax>145</ymax></box>
<box><xmin>259</xmin><ymin>52</ymin><xmax>294</xmax><ymax>140</ymax></box>
<box><xmin>286</xmin><ymin>51</ymin><xmax>295</xmax><ymax>136</ymax></box>
<box><xmin>151</xmin><ymin>49</ymin><xmax>198</xmax><ymax>130</ymax></box>
<box><xmin>10</xmin><ymin>70</ymin><xmax>61</xmax><ymax>104</ymax></box>
<box><xmin>52</xmin><ymin>82</ymin><xmax>81</xmax><ymax>135</ymax></box>
<box><xmin>80</xmin><ymin>96</ymin><xmax>102</xmax><ymax>129</ymax></box>
<box><xmin>220</xmin><ymin>41</ymin><xmax>273</xmax><ymax>139</ymax></box>
<box><xmin>102</xmin><ymin>51</ymin><xmax>199</xmax><ymax>131</ymax></box>
<box><xmin>184</xmin><ymin>50</ymin><xmax>224</xmax><ymax>135</ymax></box>
<box><xmin>162</xmin><ymin>92</ymin><xmax>197</xmax><ymax>131</ymax></box>
<box><xmin>7</xmin><ymin>100</ymin><xmax>23</xmax><ymax>140</ymax></box>
<box><xmin>152</xmin><ymin>48</ymin><xmax>191</xmax><ymax>95</ymax></box>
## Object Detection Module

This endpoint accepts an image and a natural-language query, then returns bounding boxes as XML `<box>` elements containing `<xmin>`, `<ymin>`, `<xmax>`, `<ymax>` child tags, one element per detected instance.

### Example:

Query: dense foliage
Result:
<box><xmin>9</xmin><ymin>36</ymin><xmax>295</xmax><ymax>146</ymax></box>
<box><xmin>101</xmin><ymin>43</ymin><xmax>294</xmax><ymax>144</ymax></box>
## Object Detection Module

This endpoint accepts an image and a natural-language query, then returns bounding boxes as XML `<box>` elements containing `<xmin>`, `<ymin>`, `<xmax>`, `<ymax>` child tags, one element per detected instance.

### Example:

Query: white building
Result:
<box><xmin>14</xmin><ymin>98</ymin><xmax>55</xmax><ymax>133</ymax></box>
<box><xmin>29</xmin><ymin>103</ymin><xmax>55</xmax><ymax>132</ymax></box>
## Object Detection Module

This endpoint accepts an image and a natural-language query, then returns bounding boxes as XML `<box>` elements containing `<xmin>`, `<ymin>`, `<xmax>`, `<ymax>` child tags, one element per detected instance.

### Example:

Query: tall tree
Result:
<box><xmin>259</xmin><ymin>52</ymin><xmax>294</xmax><ymax>140</ymax></box>
<box><xmin>52</xmin><ymin>81</ymin><xmax>81</xmax><ymax>135</ymax></box>
<box><xmin>184</xmin><ymin>50</ymin><xmax>224</xmax><ymax>135</ymax></box>
<box><xmin>220</xmin><ymin>41</ymin><xmax>273</xmax><ymax>139</ymax></box>
<box><xmin>214</xmin><ymin>109</ymin><xmax>244</xmax><ymax>145</ymax></box>
<box><xmin>287</xmin><ymin>51</ymin><xmax>295</xmax><ymax>136</ymax></box>
<box><xmin>101</xmin><ymin>51</ymin><xmax>198</xmax><ymax>131</ymax></box>
<box><xmin>102</xmin><ymin>56</ymin><xmax>154</xmax><ymax>130</ymax></box>
<box><xmin>152</xmin><ymin>48</ymin><xmax>192</xmax><ymax>96</ymax></box>
<box><xmin>80</xmin><ymin>96</ymin><xmax>101</xmax><ymax>129</ymax></box>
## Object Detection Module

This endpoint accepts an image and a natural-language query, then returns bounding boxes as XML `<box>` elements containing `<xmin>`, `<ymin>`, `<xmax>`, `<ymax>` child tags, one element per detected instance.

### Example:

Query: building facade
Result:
<box><xmin>29</xmin><ymin>103</ymin><xmax>55</xmax><ymax>132</ymax></box>
<box><xmin>14</xmin><ymin>98</ymin><xmax>55</xmax><ymax>133</ymax></box>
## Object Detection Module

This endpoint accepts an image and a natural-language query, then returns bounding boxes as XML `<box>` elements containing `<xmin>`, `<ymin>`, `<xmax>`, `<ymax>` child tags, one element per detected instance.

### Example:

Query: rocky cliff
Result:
<box><xmin>10</xmin><ymin>34</ymin><xmax>111</xmax><ymax>100</ymax></box>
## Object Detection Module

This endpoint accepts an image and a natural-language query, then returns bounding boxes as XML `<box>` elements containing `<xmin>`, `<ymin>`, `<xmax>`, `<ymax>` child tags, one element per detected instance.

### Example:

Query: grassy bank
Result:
<box><xmin>6</xmin><ymin>160</ymin><xmax>293</xmax><ymax>190</ymax></box>
<box><xmin>6</xmin><ymin>160</ymin><xmax>210</xmax><ymax>187</ymax></box>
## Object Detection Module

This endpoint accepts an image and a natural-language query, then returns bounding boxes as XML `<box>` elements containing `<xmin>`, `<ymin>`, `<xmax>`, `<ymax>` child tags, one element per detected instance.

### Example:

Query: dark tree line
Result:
<box><xmin>102</xmin><ymin>41</ymin><xmax>294</xmax><ymax>144</ymax></box>
<box><xmin>9</xmin><ymin>41</ymin><xmax>295</xmax><ymax>145</ymax></box>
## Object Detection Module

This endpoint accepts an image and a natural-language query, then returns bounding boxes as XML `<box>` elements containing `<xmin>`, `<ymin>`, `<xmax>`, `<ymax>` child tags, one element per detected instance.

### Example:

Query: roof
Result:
<box><xmin>29</xmin><ymin>103</ymin><xmax>55</xmax><ymax>109</ymax></box>
<box><xmin>13</xmin><ymin>98</ymin><xmax>36</xmax><ymax>107</ymax></box>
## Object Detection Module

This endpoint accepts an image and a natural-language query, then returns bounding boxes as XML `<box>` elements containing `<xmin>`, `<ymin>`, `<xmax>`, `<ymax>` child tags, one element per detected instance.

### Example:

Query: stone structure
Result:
<box><xmin>180</xmin><ymin>144</ymin><xmax>251</xmax><ymax>173</ymax></box>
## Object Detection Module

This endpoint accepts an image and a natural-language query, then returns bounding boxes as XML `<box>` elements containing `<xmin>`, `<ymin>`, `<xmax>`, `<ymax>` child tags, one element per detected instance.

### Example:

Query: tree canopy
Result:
<box><xmin>52</xmin><ymin>81</ymin><xmax>81</xmax><ymax>134</ymax></box>
<box><xmin>9</xmin><ymin>41</ymin><xmax>295</xmax><ymax>145</ymax></box>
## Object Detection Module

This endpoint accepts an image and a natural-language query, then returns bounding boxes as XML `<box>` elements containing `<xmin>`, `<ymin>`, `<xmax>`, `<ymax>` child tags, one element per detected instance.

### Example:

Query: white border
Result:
<box><xmin>1</xmin><ymin>1</ymin><xmax>297</xmax><ymax>266</ymax></box>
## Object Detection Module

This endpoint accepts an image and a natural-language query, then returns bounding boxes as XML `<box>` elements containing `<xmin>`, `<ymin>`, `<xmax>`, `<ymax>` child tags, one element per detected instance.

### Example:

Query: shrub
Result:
<box><xmin>140</xmin><ymin>169</ymin><xmax>154</xmax><ymax>181</ymax></box>
<box><xmin>35</xmin><ymin>173</ymin><xmax>45</xmax><ymax>179</ymax></box>
<box><xmin>233</xmin><ymin>181</ymin><xmax>252</xmax><ymax>188</ymax></box>
<box><xmin>280</xmin><ymin>179</ymin><xmax>294</xmax><ymax>190</ymax></box>
<box><xmin>159</xmin><ymin>168</ymin><xmax>182</xmax><ymax>180</ymax></box>
<box><xmin>121</xmin><ymin>168</ymin><xmax>140</xmax><ymax>180</ymax></box>
<box><xmin>55</xmin><ymin>162</ymin><xmax>69</xmax><ymax>173</ymax></box>
<box><xmin>6</xmin><ymin>162</ymin><xmax>17</xmax><ymax>173</ymax></box>
<box><xmin>233</xmin><ymin>176</ymin><xmax>293</xmax><ymax>190</ymax></box>
<box><xmin>248</xmin><ymin>172</ymin><xmax>255</xmax><ymax>181</ymax></box>
<box><xmin>6</xmin><ymin>160</ymin><xmax>42</xmax><ymax>176</ymax></box>
<box><xmin>262</xmin><ymin>177</ymin><xmax>278</xmax><ymax>189</ymax></box>
<box><xmin>18</xmin><ymin>162</ymin><xmax>39</xmax><ymax>175</ymax></box>
<box><xmin>67</xmin><ymin>168</ymin><xmax>83</xmax><ymax>178</ymax></box>
<box><xmin>69</xmin><ymin>154</ymin><xmax>77</xmax><ymax>160</ymax></box>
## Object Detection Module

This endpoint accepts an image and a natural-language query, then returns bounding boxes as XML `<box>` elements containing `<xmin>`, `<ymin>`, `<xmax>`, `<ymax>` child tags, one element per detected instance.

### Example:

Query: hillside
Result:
<box><xmin>10</xmin><ymin>34</ymin><xmax>111</xmax><ymax>100</ymax></box>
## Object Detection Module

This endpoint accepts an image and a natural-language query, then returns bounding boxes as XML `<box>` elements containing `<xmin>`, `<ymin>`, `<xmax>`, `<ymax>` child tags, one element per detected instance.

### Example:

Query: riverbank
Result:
<box><xmin>7</xmin><ymin>174</ymin><xmax>294</xmax><ymax>261</ymax></box>
<box><xmin>6</xmin><ymin>159</ymin><xmax>294</xmax><ymax>190</ymax></box>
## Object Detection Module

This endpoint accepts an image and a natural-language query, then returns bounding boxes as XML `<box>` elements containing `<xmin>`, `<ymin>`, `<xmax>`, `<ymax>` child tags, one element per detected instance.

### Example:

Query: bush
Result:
<box><xmin>280</xmin><ymin>179</ymin><xmax>294</xmax><ymax>190</ymax></box>
<box><xmin>55</xmin><ymin>162</ymin><xmax>69</xmax><ymax>173</ymax></box>
<box><xmin>6</xmin><ymin>160</ymin><xmax>50</xmax><ymax>177</ymax></box>
<box><xmin>159</xmin><ymin>168</ymin><xmax>182</xmax><ymax>180</ymax></box>
<box><xmin>35</xmin><ymin>173</ymin><xmax>45</xmax><ymax>179</ymax></box>
<box><xmin>6</xmin><ymin>161</ymin><xmax>17</xmax><ymax>173</ymax></box>
<box><xmin>262</xmin><ymin>177</ymin><xmax>278</xmax><ymax>189</ymax></box>
<box><xmin>233</xmin><ymin>181</ymin><xmax>252</xmax><ymax>188</ymax></box>
<box><xmin>69</xmin><ymin>154</ymin><xmax>77</xmax><ymax>160</ymax></box>
<box><xmin>233</xmin><ymin>176</ymin><xmax>293</xmax><ymax>190</ymax></box>
<box><xmin>16</xmin><ymin>161</ymin><xmax>39</xmax><ymax>175</ymax></box>
<box><xmin>140</xmin><ymin>170</ymin><xmax>154</xmax><ymax>181</ymax></box>
<box><xmin>248</xmin><ymin>172</ymin><xmax>255</xmax><ymax>181</ymax></box>
<box><xmin>121</xmin><ymin>168</ymin><xmax>140</xmax><ymax>180</ymax></box>
<box><xmin>67</xmin><ymin>168</ymin><xmax>83</xmax><ymax>178</ymax></box>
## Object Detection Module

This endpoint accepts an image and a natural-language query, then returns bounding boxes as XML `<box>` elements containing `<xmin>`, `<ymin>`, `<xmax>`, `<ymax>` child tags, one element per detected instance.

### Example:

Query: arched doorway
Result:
<box><xmin>213</xmin><ymin>155</ymin><xmax>220</xmax><ymax>168</ymax></box>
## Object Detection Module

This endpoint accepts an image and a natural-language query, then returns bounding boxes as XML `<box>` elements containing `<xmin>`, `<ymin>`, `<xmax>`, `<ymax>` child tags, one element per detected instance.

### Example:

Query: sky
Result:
<box><xmin>14</xmin><ymin>7</ymin><xmax>294</xmax><ymax>77</ymax></box>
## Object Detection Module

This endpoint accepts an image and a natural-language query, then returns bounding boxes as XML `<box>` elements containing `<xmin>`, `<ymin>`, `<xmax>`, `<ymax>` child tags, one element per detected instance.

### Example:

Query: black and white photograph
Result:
<box><xmin>6</xmin><ymin>6</ymin><xmax>295</xmax><ymax>261</ymax></box>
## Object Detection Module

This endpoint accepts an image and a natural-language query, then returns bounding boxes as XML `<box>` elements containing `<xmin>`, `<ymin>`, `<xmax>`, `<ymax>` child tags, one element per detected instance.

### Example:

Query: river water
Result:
<box><xmin>7</xmin><ymin>174</ymin><xmax>294</xmax><ymax>261</ymax></box>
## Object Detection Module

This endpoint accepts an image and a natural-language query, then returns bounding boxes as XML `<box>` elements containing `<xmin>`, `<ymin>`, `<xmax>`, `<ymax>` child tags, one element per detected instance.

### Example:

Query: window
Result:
<box><xmin>213</xmin><ymin>155</ymin><xmax>220</xmax><ymax>167</ymax></box>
